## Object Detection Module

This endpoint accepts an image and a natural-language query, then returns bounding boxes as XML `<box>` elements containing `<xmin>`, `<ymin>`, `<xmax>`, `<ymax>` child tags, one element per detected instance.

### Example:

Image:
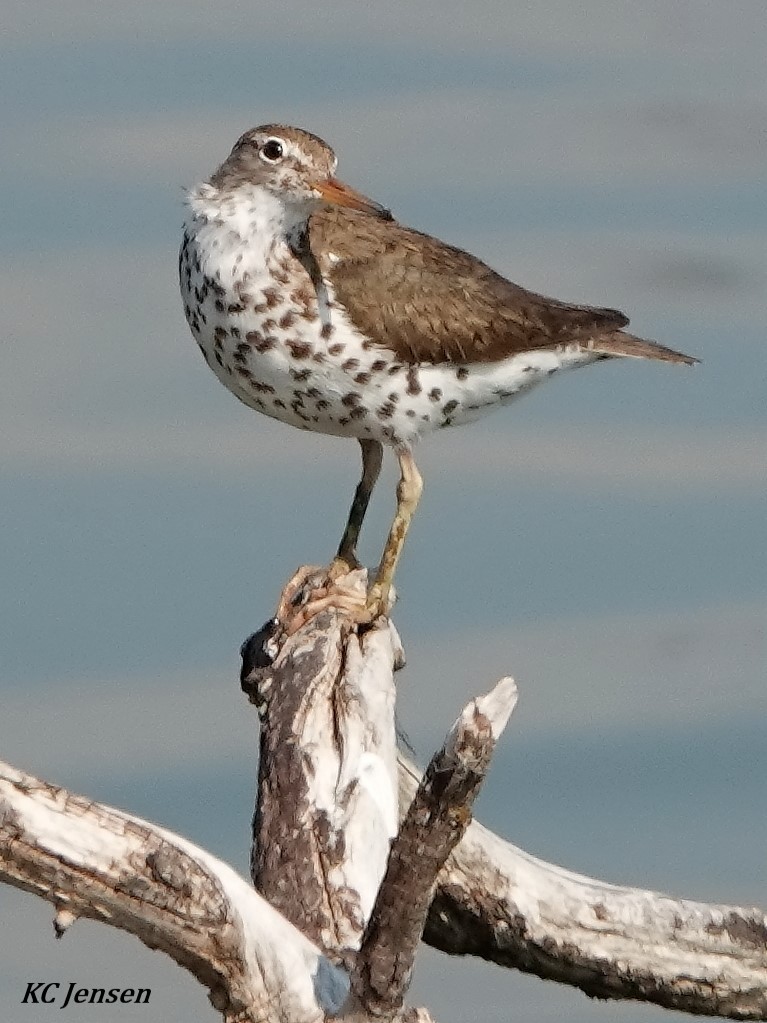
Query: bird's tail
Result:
<box><xmin>592</xmin><ymin>331</ymin><xmax>698</xmax><ymax>365</ymax></box>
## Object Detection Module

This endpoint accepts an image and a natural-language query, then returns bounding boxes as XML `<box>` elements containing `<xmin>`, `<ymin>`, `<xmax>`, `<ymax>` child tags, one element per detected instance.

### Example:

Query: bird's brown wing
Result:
<box><xmin>309</xmin><ymin>206</ymin><xmax>630</xmax><ymax>365</ymax></box>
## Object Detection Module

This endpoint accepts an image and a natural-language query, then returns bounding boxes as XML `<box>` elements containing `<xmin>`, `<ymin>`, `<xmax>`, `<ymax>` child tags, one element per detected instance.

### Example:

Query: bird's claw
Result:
<box><xmin>277</xmin><ymin>565</ymin><xmax>394</xmax><ymax>636</ymax></box>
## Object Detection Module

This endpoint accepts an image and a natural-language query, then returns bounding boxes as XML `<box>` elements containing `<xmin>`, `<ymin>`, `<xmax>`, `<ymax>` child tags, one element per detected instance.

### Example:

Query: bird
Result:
<box><xmin>180</xmin><ymin>124</ymin><xmax>697</xmax><ymax>621</ymax></box>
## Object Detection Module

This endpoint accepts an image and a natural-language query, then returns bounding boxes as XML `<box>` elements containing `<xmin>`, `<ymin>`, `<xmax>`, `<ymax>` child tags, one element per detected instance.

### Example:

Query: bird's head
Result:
<box><xmin>208</xmin><ymin>124</ymin><xmax>392</xmax><ymax>227</ymax></box>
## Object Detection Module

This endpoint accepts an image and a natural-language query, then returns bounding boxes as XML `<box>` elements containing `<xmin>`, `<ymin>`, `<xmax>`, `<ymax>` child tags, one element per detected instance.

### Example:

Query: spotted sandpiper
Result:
<box><xmin>180</xmin><ymin>124</ymin><xmax>696</xmax><ymax>620</ymax></box>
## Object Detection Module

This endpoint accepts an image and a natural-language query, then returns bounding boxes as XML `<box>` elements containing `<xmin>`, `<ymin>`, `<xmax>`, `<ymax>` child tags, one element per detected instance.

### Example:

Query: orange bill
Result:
<box><xmin>314</xmin><ymin>178</ymin><xmax>392</xmax><ymax>220</ymax></box>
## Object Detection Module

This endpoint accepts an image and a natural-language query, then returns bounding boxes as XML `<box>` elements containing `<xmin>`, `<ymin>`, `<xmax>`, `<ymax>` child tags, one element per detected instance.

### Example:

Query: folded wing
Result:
<box><xmin>310</xmin><ymin>207</ymin><xmax>695</xmax><ymax>366</ymax></box>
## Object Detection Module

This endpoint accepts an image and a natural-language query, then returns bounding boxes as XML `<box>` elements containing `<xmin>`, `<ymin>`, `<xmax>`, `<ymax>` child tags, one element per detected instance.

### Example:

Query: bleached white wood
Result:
<box><xmin>0</xmin><ymin>761</ymin><xmax>348</xmax><ymax>1023</ymax></box>
<box><xmin>247</xmin><ymin>567</ymin><xmax>401</xmax><ymax>955</ymax></box>
<box><xmin>400</xmin><ymin>755</ymin><xmax>767</xmax><ymax>1018</ymax></box>
<box><xmin>333</xmin><ymin>618</ymin><xmax>400</xmax><ymax>910</ymax></box>
<box><xmin>445</xmin><ymin>676</ymin><xmax>518</xmax><ymax>757</ymax></box>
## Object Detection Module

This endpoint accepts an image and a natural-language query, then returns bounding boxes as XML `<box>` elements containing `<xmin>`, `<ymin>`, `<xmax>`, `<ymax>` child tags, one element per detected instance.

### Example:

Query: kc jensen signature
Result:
<box><xmin>22</xmin><ymin>982</ymin><xmax>150</xmax><ymax>1008</ymax></box>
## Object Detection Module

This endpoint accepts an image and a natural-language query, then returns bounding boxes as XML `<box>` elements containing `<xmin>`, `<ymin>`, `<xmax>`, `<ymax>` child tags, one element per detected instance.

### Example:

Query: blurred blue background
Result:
<box><xmin>1</xmin><ymin>2</ymin><xmax>765</xmax><ymax>1020</ymax></box>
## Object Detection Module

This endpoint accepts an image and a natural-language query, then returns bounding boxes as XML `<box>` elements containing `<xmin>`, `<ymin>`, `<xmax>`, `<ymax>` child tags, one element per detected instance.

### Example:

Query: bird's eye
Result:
<box><xmin>260</xmin><ymin>138</ymin><xmax>284</xmax><ymax>163</ymax></box>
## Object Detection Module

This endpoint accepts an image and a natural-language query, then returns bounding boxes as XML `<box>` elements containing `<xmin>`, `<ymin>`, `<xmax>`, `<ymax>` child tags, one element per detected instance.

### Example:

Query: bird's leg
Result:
<box><xmin>366</xmin><ymin>445</ymin><xmax>423</xmax><ymax>618</ymax></box>
<box><xmin>332</xmin><ymin>438</ymin><xmax>383</xmax><ymax>574</ymax></box>
<box><xmin>289</xmin><ymin>443</ymin><xmax>419</xmax><ymax>631</ymax></box>
<box><xmin>281</xmin><ymin>441</ymin><xmax>383</xmax><ymax>634</ymax></box>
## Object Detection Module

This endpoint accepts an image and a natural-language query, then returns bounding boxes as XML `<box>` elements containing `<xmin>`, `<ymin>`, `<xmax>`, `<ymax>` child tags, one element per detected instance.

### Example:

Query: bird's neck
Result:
<box><xmin>187</xmin><ymin>182</ymin><xmax>313</xmax><ymax>251</ymax></box>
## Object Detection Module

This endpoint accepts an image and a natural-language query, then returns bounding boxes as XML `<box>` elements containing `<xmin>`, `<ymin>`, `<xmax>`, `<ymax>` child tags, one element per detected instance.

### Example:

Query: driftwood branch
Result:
<box><xmin>242</xmin><ymin>566</ymin><xmax>515</xmax><ymax>1020</ymax></box>
<box><xmin>1</xmin><ymin>565</ymin><xmax>765</xmax><ymax>1022</ymax></box>
<box><xmin>418</xmin><ymin>774</ymin><xmax>767</xmax><ymax>1017</ymax></box>
<box><xmin>402</xmin><ymin>754</ymin><xmax>767</xmax><ymax>1018</ymax></box>
<box><xmin>243</xmin><ymin>566</ymin><xmax>403</xmax><ymax>957</ymax></box>
<box><xmin>242</xmin><ymin>570</ymin><xmax>766</xmax><ymax>1020</ymax></box>
<box><xmin>0</xmin><ymin>761</ymin><xmax>348</xmax><ymax>1023</ymax></box>
<box><xmin>351</xmin><ymin>677</ymin><xmax>518</xmax><ymax>1020</ymax></box>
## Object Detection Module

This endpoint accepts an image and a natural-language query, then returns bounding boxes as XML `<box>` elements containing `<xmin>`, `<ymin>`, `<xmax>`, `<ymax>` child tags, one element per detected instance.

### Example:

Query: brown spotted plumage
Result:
<box><xmin>180</xmin><ymin>123</ymin><xmax>697</xmax><ymax>620</ymax></box>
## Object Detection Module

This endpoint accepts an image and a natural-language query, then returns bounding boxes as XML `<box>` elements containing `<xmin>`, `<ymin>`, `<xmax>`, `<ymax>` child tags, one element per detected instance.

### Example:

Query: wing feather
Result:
<box><xmin>309</xmin><ymin>206</ymin><xmax>630</xmax><ymax>365</ymax></box>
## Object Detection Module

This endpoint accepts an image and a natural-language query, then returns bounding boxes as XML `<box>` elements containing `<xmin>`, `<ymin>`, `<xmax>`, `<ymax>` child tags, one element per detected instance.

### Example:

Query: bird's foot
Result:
<box><xmin>276</xmin><ymin>564</ymin><xmax>367</xmax><ymax>636</ymax></box>
<box><xmin>276</xmin><ymin>564</ymin><xmax>394</xmax><ymax>636</ymax></box>
<box><xmin>285</xmin><ymin>585</ymin><xmax>368</xmax><ymax>635</ymax></box>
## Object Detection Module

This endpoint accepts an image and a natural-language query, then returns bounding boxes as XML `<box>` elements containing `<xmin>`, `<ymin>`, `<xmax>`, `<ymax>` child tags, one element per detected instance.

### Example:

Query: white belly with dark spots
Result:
<box><xmin>180</xmin><ymin>199</ymin><xmax>598</xmax><ymax>447</ymax></box>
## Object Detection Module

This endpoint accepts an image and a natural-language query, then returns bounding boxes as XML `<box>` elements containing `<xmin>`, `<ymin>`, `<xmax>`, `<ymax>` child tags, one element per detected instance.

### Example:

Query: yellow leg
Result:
<box><xmin>367</xmin><ymin>446</ymin><xmax>423</xmax><ymax>617</ymax></box>
<box><xmin>335</xmin><ymin>439</ymin><xmax>383</xmax><ymax>569</ymax></box>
